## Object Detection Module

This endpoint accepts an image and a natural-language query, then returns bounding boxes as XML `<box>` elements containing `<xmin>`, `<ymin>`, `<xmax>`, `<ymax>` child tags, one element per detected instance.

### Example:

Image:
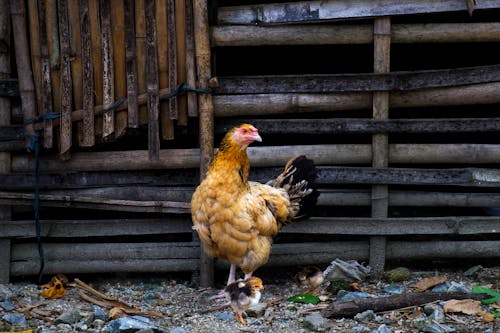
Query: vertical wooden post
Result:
<box><xmin>370</xmin><ymin>17</ymin><xmax>391</xmax><ymax>277</ymax></box>
<box><xmin>124</xmin><ymin>0</ymin><xmax>139</xmax><ymax>129</ymax></box>
<box><xmin>100</xmin><ymin>0</ymin><xmax>115</xmax><ymax>139</ymax></box>
<box><xmin>184</xmin><ymin>0</ymin><xmax>198</xmax><ymax>117</ymax></box>
<box><xmin>0</xmin><ymin>0</ymin><xmax>11</xmax><ymax>283</ymax></box>
<box><xmin>193</xmin><ymin>0</ymin><xmax>214</xmax><ymax>287</ymax></box>
<box><xmin>80</xmin><ymin>0</ymin><xmax>95</xmax><ymax>146</ymax></box>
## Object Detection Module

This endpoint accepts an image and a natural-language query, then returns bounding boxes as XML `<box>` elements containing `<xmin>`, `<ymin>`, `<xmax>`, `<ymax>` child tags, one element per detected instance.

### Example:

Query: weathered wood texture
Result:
<box><xmin>217</xmin><ymin>0</ymin><xmax>500</xmax><ymax>25</ymax></box>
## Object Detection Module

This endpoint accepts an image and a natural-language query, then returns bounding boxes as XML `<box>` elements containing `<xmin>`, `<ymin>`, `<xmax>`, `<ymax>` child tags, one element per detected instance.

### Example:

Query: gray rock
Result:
<box><xmin>215</xmin><ymin>312</ymin><xmax>234</xmax><ymax>320</ymax></box>
<box><xmin>352</xmin><ymin>324</ymin><xmax>371</xmax><ymax>332</ymax></box>
<box><xmin>447</xmin><ymin>281</ymin><xmax>469</xmax><ymax>293</ymax></box>
<box><xmin>383</xmin><ymin>284</ymin><xmax>404</xmax><ymax>294</ymax></box>
<box><xmin>324</xmin><ymin>259</ymin><xmax>371</xmax><ymax>282</ymax></box>
<box><xmin>106</xmin><ymin>316</ymin><xmax>157</xmax><ymax>333</ymax></box>
<box><xmin>93</xmin><ymin>305</ymin><xmax>107</xmax><ymax>321</ymax></box>
<box><xmin>303</xmin><ymin>311</ymin><xmax>332</xmax><ymax>332</ymax></box>
<box><xmin>55</xmin><ymin>309</ymin><xmax>81</xmax><ymax>324</ymax></box>
<box><xmin>424</xmin><ymin>324</ymin><xmax>445</xmax><ymax>333</ymax></box>
<box><xmin>2</xmin><ymin>313</ymin><xmax>28</xmax><ymax>327</ymax></box>
<box><xmin>169</xmin><ymin>328</ymin><xmax>187</xmax><ymax>333</ymax></box>
<box><xmin>55</xmin><ymin>323</ymin><xmax>73</xmax><ymax>333</ymax></box>
<box><xmin>40</xmin><ymin>328</ymin><xmax>55</xmax><ymax>333</ymax></box>
<box><xmin>432</xmin><ymin>282</ymin><xmax>450</xmax><ymax>292</ymax></box>
<box><xmin>373</xmin><ymin>324</ymin><xmax>393</xmax><ymax>333</ymax></box>
<box><xmin>137</xmin><ymin>329</ymin><xmax>155</xmax><ymax>333</ymax></box>
<box><xmin>354</xmin><ymin>310</ymin><xmax>375</xmax><ymax>322</ymax></box>
<box><xmin>0</xmin><ymin>285</ymin><xmax>14</xmax><ymax>300</ymax></box>
<box><xmin>246</xmin><ymin>302</ymin><xmax>267</xmax><ymax>318</ymax></box>
<box><xmin>412</xmin><ymin>314</ymin><xmax>431</xmax><ymax>329</ymax></box>
<box><xmin>0</xmin><ymin>299</ymin><xmax>15</xmax><ymax>311</ymax></box>
<box><xmin>339</xmin><ymin>292</ymin><xmax>370</xmax><ymax>302</ymax></box>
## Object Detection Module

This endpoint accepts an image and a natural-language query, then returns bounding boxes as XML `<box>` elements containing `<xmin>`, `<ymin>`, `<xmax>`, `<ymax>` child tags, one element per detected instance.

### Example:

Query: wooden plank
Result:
<box><xmin>0</xmin><ymin>239</ymin><xmax>10</xmax><ymax>283</ymax></box>
<box><xmin>88</xmin><ymin>0</ymin><xmax>103</xmax><ymax>138</ymax></box>
<box><xmin>124</xmin><ymin>0</ymin><xmax>139</xmax><ymax>129</ymax></box>
<box><xmin>214</xmin><ymin>82</ymin><xmax>500</xmax><ymax>117</ymax></box>
<box><xmin>215</xmin><ymin>65</ymin><xmax>500</xmax><ymax>94</ymax></box>
<box><xmin>0</xmin><ymin>79</ymin><xmax>18</xmax><ymax>97</ymax></box>
<box><xmin>10</xmin><ymin>143</ymin><xmax>500</xmax><ymax>172</ymax></box>
<box><xmin>26</xmin><ymin>0</ymin><xmax>42</xmax><ymax>122</ymax></box>
<box><xmin>79</xmin><ymin>0</ymin><xmax>95</xmax><ymax>147</ymax></box>
<box><xmin>193</xmin><ymin>0</ymin><xmax>215</xmax><ymax>288</ymax></box>
<box><xmin>58</xmin><ymin>0</ymin><xmax>73</xmax><ymax>157</ymax></box>
<box><xmin>217</xmin><ymin>118</ymin><xmax>500</xmax><ymax>135</ymax></box>
<box><xmin>135</xmin><ymin>0</ymin><xmax>148</xmax><ymax>126</ymax></box>
<box><xmin>100</xmin><ymin>0</ymin><xmax>114</xmax><ymax>138</ymax></box>
<box><xmin>184</xmin><ymin>0</ymin><xmax>197</xmax><ymax>117</ymax></box>
<box><xmin>146</xmin><ymin>0</ymin><xmax>160</xmax><ymax>160</ymax></box>
<box><xmin>10</xmin><ymin>0</ymin><xmax>37</xmax><ymax>150</ymax></box>
<box><xmin>45</xmin><ymin>0</ymin><xmax>61</xmax><ymax>142</ymax></box>
<box><xmin>156</xmin><ymin>0</ymin><xmax>174</xmax><ymax>140</ymax></box>
<box><xmin>175</xmin><ymin>0</ymin><xmax>188</xmax><ymax>125</ymax></box>
<box><xmin>1</xmin><ymin>218</ymin><xmax>190</xmax><ymax>238</ymax></box>
<box><xmin>387</xmin><ymin>240</ymin><xmax>500</xmax><ymax>260</ymax></box>
<box><xmin>211</xmin><ymin>23</ymin><xmax>500</xmax><ymax>47</ymax></box>
<box><xmin>111</xmin><ymin>0</ymin><xmax>128</xmax><ymax>138</ymax></box>
<box><xmin>217</xmin><ymin>0</ymin><xmax>500</xmax><ymax>25</ymax></box>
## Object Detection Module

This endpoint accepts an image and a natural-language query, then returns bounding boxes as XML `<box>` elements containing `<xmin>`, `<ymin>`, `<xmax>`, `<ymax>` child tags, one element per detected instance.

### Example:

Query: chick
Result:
<box><xmin>224</xmin><ymin>276</ymin><xmax>264</xmax><ymax>325</ymax></box>
<box><xmin>294</xmin><ymin>266</ymin><xmax>324</xmax><ymax>294</ymax></box>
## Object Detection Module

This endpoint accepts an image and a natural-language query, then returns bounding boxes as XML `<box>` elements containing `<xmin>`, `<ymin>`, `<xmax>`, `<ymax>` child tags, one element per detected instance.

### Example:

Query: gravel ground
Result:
<box><xmin>0</xmin><ymin>266</ymin><xmax>499</xmax><ymax>333</ymax></box>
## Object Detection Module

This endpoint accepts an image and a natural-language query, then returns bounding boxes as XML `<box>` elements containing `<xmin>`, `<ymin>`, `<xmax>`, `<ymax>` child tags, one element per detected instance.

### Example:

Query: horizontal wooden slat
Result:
<box><xmin>218</xmin><ymin>118</ymin><xmax>500</xmax><ymax>135</ymax></box>
<box><xmin>217</xmin><ymin>0</ymin><xmax>500</xmax><ymax>25</ymax></box>
<box><xmin>215</xmin><ymin>66</ymin><xmax>500</xmax><ymax>94</ymax></box>
<box><xmin>10</xmin><ymin>144</ymin><xmax>500</xmax><ymax>172</ymax></box>
<box><xmin>211</xmin><ymin>23</ymin><xmax>500</xmax><ymax>46</ymax></box>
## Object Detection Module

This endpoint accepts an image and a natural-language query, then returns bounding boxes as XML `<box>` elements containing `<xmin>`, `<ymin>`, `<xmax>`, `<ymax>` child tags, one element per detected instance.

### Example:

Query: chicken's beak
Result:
<box><xmin>253</xmin><ymin>134</ymin><xmax>262</xmax><ymax>142</ymax></box>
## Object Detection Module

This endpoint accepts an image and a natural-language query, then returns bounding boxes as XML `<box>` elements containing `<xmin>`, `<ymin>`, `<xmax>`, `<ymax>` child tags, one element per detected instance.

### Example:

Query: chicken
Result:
<box><xmin>191</xmin><ymin>124</ymin><xmax>317</xmax><ymax>286</ymax></box>
<box><xmin>224</xmin><ymin>276</ymin><xmax>264</xmax><ymax>325</ymax></box>
<box><xmin>294</xmin><ymin>266</ymin><xmax>324</xmax><ymax>294</ymax></box>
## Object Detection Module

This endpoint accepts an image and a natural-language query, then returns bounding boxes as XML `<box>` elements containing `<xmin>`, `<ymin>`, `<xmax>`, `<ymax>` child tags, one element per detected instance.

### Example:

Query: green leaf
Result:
<box><xmin>492</xmin><ymin>310</ymin><xmax>500</xmax><ymax>319</ymax></box>
<box><xmin>287</xmin><ymin>293</ymin><xmax>320</xmax><ymax>305</ymax></box>
<box><xmin>471</xmin><ymin>285</ymin><xmax>500</xmax><ymax>304</ymax></box>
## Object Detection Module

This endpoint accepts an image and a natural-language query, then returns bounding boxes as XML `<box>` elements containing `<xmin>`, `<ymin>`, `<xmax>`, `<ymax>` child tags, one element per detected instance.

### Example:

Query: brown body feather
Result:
<box><xmin>191</xmin><ymin>124</ymin><xmax>317</xmax><ymax>278</ymax></box>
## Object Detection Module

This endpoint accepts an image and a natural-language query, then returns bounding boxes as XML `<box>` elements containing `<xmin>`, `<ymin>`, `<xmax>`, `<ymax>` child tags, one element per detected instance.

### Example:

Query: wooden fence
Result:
<box><xmin>1</xmin><ymin>0</ymin><xmax>500</xmax><ymax>284</ymax></box>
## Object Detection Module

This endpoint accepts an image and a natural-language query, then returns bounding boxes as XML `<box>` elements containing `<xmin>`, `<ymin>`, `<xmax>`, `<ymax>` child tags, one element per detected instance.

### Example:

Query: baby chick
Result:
<box><xmin>294</xmin><ymin>266</ymin><xmax>324</xmax><ymax>294</ymax></box>
<box><xmin>224</xmin><ymin>276</ymin><xmax>264</xmax><ymax>325</ymax></box>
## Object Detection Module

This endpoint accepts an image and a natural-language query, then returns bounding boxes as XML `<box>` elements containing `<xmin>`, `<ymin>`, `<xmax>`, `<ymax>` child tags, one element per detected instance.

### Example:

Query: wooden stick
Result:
<box><xmin>124</xmin><ymin>0</ymin><xmax>139</xmax><ymax>129</ymax></box>
<box><xmin>321</xmin><ymin>292</ymin><xmax>490</xmax><ymax>319</ymax></box>
<box><xmin>79</xmin><ymin>0</ymin><xmax>95</xmax><ymax>147</ymax></box>
<box><xmin>146</xmin><ymin>0</ymin><xmax>160</xmax><ymax>160</ymax></box>
<box><xmin>193</xmin><ymin>0</ymin><xmax>215</xmax><ymax>288</ymax></box>
<box><xmin>58</xmin><ymin>0</ymin><xmax>73</xmax><ymax>157</ymax></box>
<box><xmin>100</xmin><ymin>0</ymin><xmax>114</xmax><ymax>138</ymax></box>
<box><xmin>111</xmin><ymin>0</ymin><xmax>127</xmax><ymax>138</ymax></box>
<box><xmin>156</xmin><ymin>0</ymin><xmax>174</xmax><ymax>140</ymax></box>
<box><xmin>10</xmin><ymin>0</ymin><xmax>37</xmax><ymax>150</ymax></box>
<box><xmin>184</xmin><ymin>0</ymin><xmax>197</xmax><ymax>117</ymax></box>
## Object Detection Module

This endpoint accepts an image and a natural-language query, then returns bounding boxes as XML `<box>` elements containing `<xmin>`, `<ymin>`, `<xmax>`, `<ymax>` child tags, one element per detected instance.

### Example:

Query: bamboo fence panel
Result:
<box><xmin>27</xmin><ymin>0</ymin><xmax>42</xmax><ymax>127</ymax></box>
<box><xmin>68</xmin><ymin>0</ymin><xmax>83</xmax><ymax>147</ymax></box>
<box><xmin>185</xmin><ymin>0</ymin><xmax>198</xmax><ymax>117</ymax></box>
<box><xmin>146</xmin><ymin>0</ymin><xmax>160</xmax><ymax>160</ymax></box>
<box><xmin>167</xmin><ymin>0</ymin><xmax>178</xmax><ymax>121</ymax></box>
<box><xmin>135</xmin><ymin>0</ymin><xmax>148</xmax><ymax>126</ymax></box>
<box><xmin>156</xmin><ymin>0</ymin><xmax>174</xmax><ymax>140</ymax></box>
<box><xmin>111</xmin><ymin>0</ymin><xmax>128</xmax><ymax>138</ymax></box>
<box><xmin>175</xmin><ymin>0</ymin><xmax>188</xmax><ymax>125</ymax></box>
<box><xmin>58</xmin><ymin>0</ymin><xmax>72</xmax><ymax>157</ymax></box>
<box><xmin>89</xmin><ymin>0</ymin><xmax>103</xmax><ymax>138</ymax></box>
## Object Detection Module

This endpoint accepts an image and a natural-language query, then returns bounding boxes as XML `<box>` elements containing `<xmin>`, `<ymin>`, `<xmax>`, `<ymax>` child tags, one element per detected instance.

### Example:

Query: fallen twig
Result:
<box><xmin>200</xmin><ymin>302</ymin><xmax>230</xmax><ymax>314</ymax></box>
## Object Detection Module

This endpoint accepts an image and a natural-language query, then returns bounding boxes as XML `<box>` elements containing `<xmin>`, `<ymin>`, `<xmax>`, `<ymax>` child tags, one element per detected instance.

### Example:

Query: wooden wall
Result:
<box><xmin>1</xmin><ymin>0</ymin><xmax>500</xmax><ymax>284</ymax></box>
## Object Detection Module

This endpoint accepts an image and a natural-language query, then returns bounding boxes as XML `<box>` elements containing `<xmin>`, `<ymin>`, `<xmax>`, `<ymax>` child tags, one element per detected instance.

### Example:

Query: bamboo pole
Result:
<box><xmin>10</xmin><ymin>0</ymin><xmax>37</xmax><ymax>150</ymax></box>
<box><xmin>68</xmin><ymin>0</ymin><xmax>84</xmax><ymax>147</ymax></box>
<box><xmin>26</xmin><ymin>0</ymin><xmax>42</xmax><ymax>125</ymax></box>
<box><xmin>0</xmin><ymin>0</ymin><xmax>11</xmax><ymax>283</ymax></box>
<box><xmin>135</xmin><ymin>0</ymin><xmax>148</xmax><ymax>126</ymax></box>
<box><xmin>193</xmin><ymin>0</ymin><xmax>215</xmax><ymax>288</ymax></box>
<box><xmin>45</xmin><ymin>0</ymin><xmax>61</xmax><ymax>124</ymax></box>
<box><xmin>146</xmin><ymin>0</ymin><xmax>160</xmax><ymax>160</ymax></box>
<box><xmin>111</xmin><ymin>0</ymin><xmax>128</xmax><ymax>138</ymax></box>
<box><xmin>167</xmin><ymin>0</ymin><xmax>178</xmax><ymax>121</ymax></box>
<box><xmin>58</xmin><ymin>0</ymin><xmax>73</xmax><ymax>157</ymax></box>
<box><xmin>211</xmin><ymin>23</ymin><xmax>500</xmax><ymax>47</ymax></box>
<box><xmin>100</xmin><ymin>0</ymin><xmax>114</xmax><ymax>138</ymax></box>
<box><xmin>184</xmin><ymin>0</ymin><xmax>197</xmax><ymax>117</ymax></box>
<box><xmin>176</xmin><ymin>0</ymin><xmax>188</xmax><ymax>125</ymax></box>
<box><xmin>156</xmin><ymin>0</ymin><xmax>174</xmax><ymax>140</ymax></box>
<box><xmin>10</xmin><ymin>143</ymin><xmax>500</xmax><ymax>172</ymax></box>
<box><xmin>79</xmin><ymin>0</ymin><xmax>95</xmax><ymax>147</ymax></box>
<box><xmin>124</xmin><ymin>0</ymin><xmax>139</xmax><ymax>129</ymax></box>
<box><xmin>370</xmin><ymin>17</ymin><xmax>390</xmax><ymax>277</ymax></box>
<box><xmin>88</xmin><ymin>0</ymin><xmax>103</xmax><ymax>138</ymax></box>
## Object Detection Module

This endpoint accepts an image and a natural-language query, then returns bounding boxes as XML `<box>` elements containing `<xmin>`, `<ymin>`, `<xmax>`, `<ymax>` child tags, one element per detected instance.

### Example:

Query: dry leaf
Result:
<box><xmin>444</xmin><ymin>299</ymin><xmax>482</xmax><ymax>315</ymax></box>
<box><xmin>412</xmin><ymin>276</ymin><xmax>447</xmax><ymax>291</ymax></box>
<box><xmin>350</xmin><ymin>282</ymin><xmax>362</xmax><ymax>291</ymax></box>
<box><xmin>482</xmin><ymin>312</ymin><xmax>495</xmax><ymax>322</ymax></box>
<box><xmin>108</xmin><ymin>307</ymin><xmax>126</xmax><ymax>320</ymax></box>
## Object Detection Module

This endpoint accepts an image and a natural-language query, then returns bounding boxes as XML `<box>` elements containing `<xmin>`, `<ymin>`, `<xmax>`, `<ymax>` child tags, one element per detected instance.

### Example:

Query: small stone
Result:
<box><xmin>432</xmin><ymin>282</ymin><xmax>450</xmax><ymax>292</ymax></box>
<box><xmin>354</xmin><ymin>310</ymin><xmax>375</xmax><ymax>322</ymax></box>
<box><xmin>169</xmin><ymin>327</ymin><xmax>187</xmax><ymax>333</ymax></box>
<box><xmin>55</xmin><ymin>309</ymin><xmax>81</xmax><ymax>324</ymax></box>
<box><xmin>383</xmin><ymin>284</ymin><xmax>404</xmax><ymax>295</ymax></box>
<box><xmin>105</xmin><ymin>316</ymin><xmax>155</xmax><ymax>333</ymax></box>
<box><xmin>40</xmin><ymin>328</ymin><xmax>55</xmax><ymax>333</ymax></box>
<box><xmin>463</xmin><ymin>265</ymin><xmax>483</xmax><ymax>276</ymax></box>
<box><xmin>93</xmin><ymin>305</ymin><xmax>107</xmax><ymax>321</ymax></box>
<box><xmin>303</xmin><ymin>311</ymin><xmax>332</xmax><ymax>332</ymax></box>
<box><xmin>339</xmin><ymin>292</ymin><xmax>370</xmax><ymax>302</ymax></box>
<box><xmin>137</xmin><ymin>329</ymin><xmax>155</xmax><ymax>333</ymax></box>
<box><xmin>92</xmin><ymin>319</ymin><xmax>106</xmax><ymax>329</ymax></box>
<box><xmin>0</xmin><ymin>299</ymin><xmax>15</xmax><ymax>311</ymax></box>
<box><xmin>352</xmin><ymin>324</ymin><xmax>371</xmax><ymax>332</ymax></box>
<box><xmin>215</xmin><ymin>312</ymin><xmax>234</xmax><ymax>320</ymax></box>
<box><xmin>384</xmin><ymin>267</ymin><xmax>411</xmax><ymax>283</ymax></box>
<box><xmin>373</xmin><ymin>324</ymin><xmax>393</xmax><ymax>333</ymax></box>
<box><xmin>423</xmin><ymin>323</ymin><xmax>444</xmax><ymax>333</ymax></box>
<box><xmin>2</xmin><ymin>313</ymin><xmax>28</xmax><ymax>327</ymax></box>
<box><xmin>447</xmin><ymin>281</ymin><xmax>469</xmax><ymax>293</ymax></box>
<box><xmin>412</xmin><ymin>314</ymin><xmax>431</xmax><ymax>329</ymax></box>
<box><xmin>55</xmin><ymin>323</ymin><xmax>73</xmax><ymax>333</ymax></box>
<box><xmin>246</xmin><ymin>302</ymin><xmax>267</xmax><ymax>318</ymax></box>
<box><xmin>423</xmin><ymin>303</ymin><xmax>445</xmax><ymax>323</ymax></box>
